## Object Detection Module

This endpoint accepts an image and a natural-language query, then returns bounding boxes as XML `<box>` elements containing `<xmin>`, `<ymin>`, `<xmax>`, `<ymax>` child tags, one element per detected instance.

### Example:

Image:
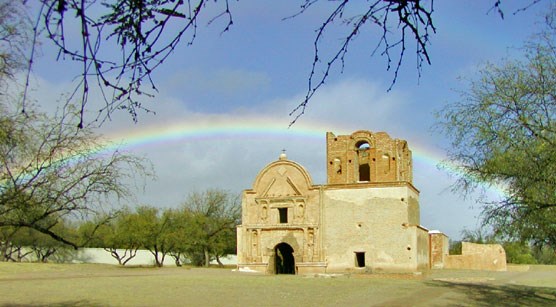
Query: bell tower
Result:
<box><xmin>326</xmin><ymin>130</ymin><xmax>413</xmax><ymax>185</ymax></box>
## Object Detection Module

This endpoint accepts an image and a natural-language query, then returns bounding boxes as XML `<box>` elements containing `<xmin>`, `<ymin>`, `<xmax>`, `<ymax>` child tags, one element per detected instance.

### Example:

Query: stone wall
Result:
<box><xmin>236</xmin><ymin>156</ymin><xmax>324</xmax><ymax>274</ymax></box>
<box><xmin>415</xmin><ymin>226</ymin><xmax>430</xmax><ymax>270</ymax></box>
<box><xmin>237</xmin><ymin>130</ymin><xmax>431</xmax><ymax>274</ymax></box>
<box><xmin>322</xmin><ymin>184</ymin><xmax>422</xmax><ymax>272</ymax></box>
<box><xmin>429</xmin><ymin>231</ymin><xmax>449</xmax><ymax>269</ymax></box>
<box><xmin>326</xmin><ymin>131</ymin><xmax>412</xmax><ymax>185</ymax></box>
<box><xmin>444</xmin><ymin>242</ymin><xmax>507</xmax><ymax>271</ymax></box>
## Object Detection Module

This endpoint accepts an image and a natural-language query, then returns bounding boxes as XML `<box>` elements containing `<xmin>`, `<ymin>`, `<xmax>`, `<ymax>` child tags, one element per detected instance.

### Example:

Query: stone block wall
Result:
<box><xmin>326</xmin><ymin>131</ymin><xmax>412</xmax><ymax>185</ymax></box>
<box><xmin>322</xmin><ymin>184</ymin><xmax>422</xmax><ymax>272</ymax></box>
<box><xmin>444</xmin><ymin>242</ymin><xmax>507</xmax><ymax>271</ymax></box>
<box><xmin>429</xmin><ymin>231</ymin><xmax>449</xmax><ymax>269</ymax></box>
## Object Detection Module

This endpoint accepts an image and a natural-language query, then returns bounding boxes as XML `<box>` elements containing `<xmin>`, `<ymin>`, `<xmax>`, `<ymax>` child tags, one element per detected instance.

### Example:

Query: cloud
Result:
<box><xmin>165</xmin><ymin>69</ymin><xmax>270</xmax><ymax>96</ymax></box>
<box><xmin>160</xmin><ymin>68</ymin><xmax>271</xmax><ymax>111</ymax></box>
<box><xmin>22</xmin><ymin>72</ymin><xmax>482</xmax><ymax>239</ymax></box>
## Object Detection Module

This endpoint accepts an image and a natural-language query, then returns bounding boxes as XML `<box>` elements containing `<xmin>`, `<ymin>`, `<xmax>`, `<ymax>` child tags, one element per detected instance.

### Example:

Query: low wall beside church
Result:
<box><xmin>444</xmin><ymin>242</ymin><xmax>507</xmax><ymax>271</ymax></box>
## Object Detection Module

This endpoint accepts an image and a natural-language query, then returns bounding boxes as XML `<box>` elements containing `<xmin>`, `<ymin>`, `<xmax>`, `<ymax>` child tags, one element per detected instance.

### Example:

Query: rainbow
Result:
<box><xmin>102</xmin><ymin>115</ymin><xmax>508</xmax><ymax>199</ymax></box>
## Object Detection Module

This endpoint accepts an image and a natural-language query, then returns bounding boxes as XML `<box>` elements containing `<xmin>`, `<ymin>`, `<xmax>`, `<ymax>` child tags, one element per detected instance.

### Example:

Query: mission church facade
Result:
<box><xmin>236</xmin><ymin>130</ymin><xmax>439</xmax><ymax>274</ymax></box>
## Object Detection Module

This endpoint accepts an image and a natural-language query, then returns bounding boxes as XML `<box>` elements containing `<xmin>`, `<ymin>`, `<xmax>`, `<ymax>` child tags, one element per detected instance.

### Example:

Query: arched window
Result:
<box><xmin>355</xmin><ymin>141</ymin><xmax>371</xmax><ymax>181</ymax></box>
<box><xmin>356</xmin><ymin>141</ymin><xmax>370</xmax><ymax>150</ymax></box>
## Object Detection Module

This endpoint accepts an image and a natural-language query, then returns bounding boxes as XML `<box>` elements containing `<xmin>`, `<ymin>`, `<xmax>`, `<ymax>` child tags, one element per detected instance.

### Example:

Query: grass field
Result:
<box><xmin>0</xmin><ymin>263</ymin><xmax>555</xmax><ymax>306</ymax></box>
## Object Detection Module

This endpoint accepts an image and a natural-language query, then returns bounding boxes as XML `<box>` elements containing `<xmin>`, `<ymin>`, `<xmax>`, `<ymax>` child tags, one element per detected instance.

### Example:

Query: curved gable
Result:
<box><xmin>252</xmin><ymin>159</ymin><xmax>313</xmax><ymax>197</ymax></box>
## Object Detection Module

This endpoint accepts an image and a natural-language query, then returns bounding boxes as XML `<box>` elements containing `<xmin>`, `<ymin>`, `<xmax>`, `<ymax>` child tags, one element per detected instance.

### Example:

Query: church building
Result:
<box><xmin>236</xmin><ymin>130</ymin><xmax>434</xmax><ymax>274</ymax></box>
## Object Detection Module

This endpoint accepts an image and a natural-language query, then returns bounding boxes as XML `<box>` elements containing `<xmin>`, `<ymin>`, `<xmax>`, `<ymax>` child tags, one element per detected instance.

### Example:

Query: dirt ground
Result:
<box><xmin>0</xmin><ymin>263</ymin><xmax>555</xmax><ymax>306</ymax></box>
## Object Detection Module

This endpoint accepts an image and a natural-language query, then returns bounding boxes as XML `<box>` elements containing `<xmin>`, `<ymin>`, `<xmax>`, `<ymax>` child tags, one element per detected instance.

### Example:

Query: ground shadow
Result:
<box><xmin>427</xmin><ymin>280</ymin><xmax>556</xmax><ymax>306</ymax></box>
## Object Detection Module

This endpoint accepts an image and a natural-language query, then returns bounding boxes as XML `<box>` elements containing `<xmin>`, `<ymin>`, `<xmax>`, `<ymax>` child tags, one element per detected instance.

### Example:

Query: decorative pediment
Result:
<box><xmin>251</xmin><ymin>159</ymin><xmax>314</xmax><ymax>196</ymax></box>
<box><xmin>261</xmin><ymin>176</ymin><xmax>302</xmax><ymax>198</ymax></box>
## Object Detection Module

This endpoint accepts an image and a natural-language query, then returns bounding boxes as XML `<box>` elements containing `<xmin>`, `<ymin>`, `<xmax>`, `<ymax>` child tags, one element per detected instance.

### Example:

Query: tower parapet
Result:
<box><xmin>326</xmin><ymin>130</ymin><xmax>412</xmax><ymax>184</ymax></box>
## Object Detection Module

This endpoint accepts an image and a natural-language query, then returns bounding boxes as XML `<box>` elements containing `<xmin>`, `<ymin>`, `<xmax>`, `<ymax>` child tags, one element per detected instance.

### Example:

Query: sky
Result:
<box><xmin>27</xmin><ymin>0</ymin><xmax>550</xmax><ymax>240</ymax></box>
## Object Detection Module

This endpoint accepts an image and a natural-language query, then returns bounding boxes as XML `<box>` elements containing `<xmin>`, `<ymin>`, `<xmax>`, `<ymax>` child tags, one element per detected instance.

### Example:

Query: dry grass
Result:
<box><xmin>0</xmin><ymin>263</ymin><xmax>555</xmax><ymax>306</ymax></box>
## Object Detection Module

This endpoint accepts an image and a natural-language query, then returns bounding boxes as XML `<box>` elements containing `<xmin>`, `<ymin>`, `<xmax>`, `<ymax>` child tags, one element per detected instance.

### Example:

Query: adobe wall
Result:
<box><xmin>429</xmin><ymin>231</ymin><xmax>449</xmax><ymax>269</ymax></box>
<box><xmin>326</xmin><ymin>131</ymin><xmax>412</xmax><ymax>185</ymax></box>
<box><xmin>236</xmin><ymin>157</ymin><xmax>325</xmax><ymax>273</ymax></box>
<box><xmin>414</xmin><ymin>226</ymin><xmax>430</xmax><ymax>270</ymax></box>
<box><xmin>238</xmin><ymin>130</ymin><xmax>433</xmax><ymax>274</ymax></box>
<box><xmin>322</xmin><ymin>184</ymin><xmax>422</xmax><ymax>272</ymax></box>
<box><xmin>444</xmin><ymin>242</ymin><xmax>507</xmax><ymax>271</ymax></box>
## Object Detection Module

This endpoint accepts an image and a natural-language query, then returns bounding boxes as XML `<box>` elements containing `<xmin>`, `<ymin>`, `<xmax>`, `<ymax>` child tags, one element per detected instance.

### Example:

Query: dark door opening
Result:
<box><xmin>275</xmin><ymin>243</ymin><xmax>295</xmax><ymax>274</ymax></box>
<box><xmin>359</xmin><ymin>163</ymin><xmax>370</xmax><ymax>181</ymax></box>
<box><xmin>355</xmin><ymin>252</ymin><xmax>366</xmax><ymax>267</ymax></box>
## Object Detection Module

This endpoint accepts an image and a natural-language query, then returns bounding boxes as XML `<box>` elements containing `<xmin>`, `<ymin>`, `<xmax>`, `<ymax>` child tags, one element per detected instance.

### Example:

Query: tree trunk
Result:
<box><xmin>204</xmin><ymin>248</ymin><xmax>210</xmax><ymax>267</ymax></box>
<box><xmin>216</xmin><ymin>254</ymin><xmax>223</xmax><ymax>267</ymax></box>
<box><xmin>172</xmin><ymin>253</ymin><xmax>182</xmax><ymax>267</ymax></box>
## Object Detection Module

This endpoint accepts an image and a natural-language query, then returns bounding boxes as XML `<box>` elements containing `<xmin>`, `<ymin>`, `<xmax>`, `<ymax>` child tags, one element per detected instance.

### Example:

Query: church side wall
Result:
<box><xmin>322</xmin><ymin>186</ymin><xmax>421</xmax><ymax>272</ymax></box>
<box><xmin>414</xmin><ymin>226</ymin><xmax>430</xmax><ymax>270</ymax></box>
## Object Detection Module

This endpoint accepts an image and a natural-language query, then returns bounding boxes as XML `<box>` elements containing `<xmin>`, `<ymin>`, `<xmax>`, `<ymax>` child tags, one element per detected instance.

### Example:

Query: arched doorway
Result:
<box><xmin>275</xmin><ymin>243</ymin><xmax>295</xmax><ymax>274</ymax></box>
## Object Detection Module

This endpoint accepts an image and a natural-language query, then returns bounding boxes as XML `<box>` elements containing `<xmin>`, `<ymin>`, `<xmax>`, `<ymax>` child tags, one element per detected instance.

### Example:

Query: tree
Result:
<box><xmin>25</xmin><ymin>221</ymin><xmax>78</xmax><ymax>263</ymax></box>
<box><xmin>436</xmin><ymin>7</ymin><xmax>556</xmax><ymax>251</ymax></box>
<box><xmin>163</xmin><ymin>208</ymin><xmax>196</xmax><ymax>267</ymax></box>
<box><xmin>132</xmin><ymin>205</ymin><xmax>173</xmax><ymax>267</ymax></box>
<box><xmin>0</xmin><ymin>226</ymin><xmax>33</xmax><ymax>261</ymax></box>
<box><xmin>1</xmin><ymin>221</ymin><xmax>77</xmax><ymax>263</ymax></box>
<box><xmin>503</xmin><ymin>241</ymin><xmax>537</xmax><ymax>264</ymax></box>
<box><xmin>532</xmin><ymin>244</ymin><xmax>556</xmax><ymax>264</ymax></box>
<box><xmin>0</xmin><ymin>1</ymin><xmax>31</xmax><ymax>83</ymax></box>
<box><xmin>14</xmin><ymin>1</ymin><xmax>541</xmax><ymax>126</ymax></box>
<box><xmin>78</xmin><ymin>211</ymin><xmax>143</xmax><ymax>266</ymax></box>
<box><xmin>181</xmin><ymin>189</ymin><xmax>240</xmax><ymax>267</ymax></box>
<box><xmin>0</xmin><ymin>100</ymin><xmax>151</xmax><ymax>248</ymax></box>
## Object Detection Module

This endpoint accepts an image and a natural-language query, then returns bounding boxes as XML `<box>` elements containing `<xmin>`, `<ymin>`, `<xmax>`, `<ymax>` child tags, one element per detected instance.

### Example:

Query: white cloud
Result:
<box><xmin>22</xmin><ymin>72</ymin><xmax>483</xmax><ymax>240</ymax></box>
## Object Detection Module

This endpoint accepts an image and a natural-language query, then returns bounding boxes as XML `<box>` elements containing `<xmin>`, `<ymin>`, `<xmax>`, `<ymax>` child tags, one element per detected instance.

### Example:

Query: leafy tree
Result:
<box><xmin>437</xmin><ymin>7</ymin><xmax>556</xmax><ymax>251</ymax></box>
<box><xmin>503</xmin><ymin>241</ymin><xmax>537</xmax><ymax>264</ymax></box>
<box><xmin>1</xmin><ymin>221</ymin><xmax>77</xmax><ymax>263</ymax></box>
<box><xmin>78</xmin><ymin>211</ymin><xmax>143</xmax><ymax>266</ymax></box>
<box><xmin>10</xmin><ymin>1</ymin><xmax>542</xmax><ymax>126</ymax></box>
<box><xmin>163</xmin><ymin>208</ymin><xmax>196</xmax><ymax>267</ymax></box>
<box><xmin>132</xmin><ymin>205</ymin><xmax>174</xmax><ymax>267</ymax></box>
<box><xmin>26</xmin><ymin>222</ymin><xmax>77</xmax><ymax>263</ymax></box>
<box><xmin>532</xmin><ymin>245</ymin><xmax>556</xmax><ymax>264</ymax></box>
<box><xmin>0</xmin><ymin>226</ymin><xmax>33</xmax><ymax>261</ymax></box>
<box><xmin>182</xmin><ymin>189</ymin><xmax>240</xmax><ymax>267</ymax></box>
<box><xmin>0</xmin><ymin>100</ymin><xmax>151</xmax><ymax>248</ymax></box>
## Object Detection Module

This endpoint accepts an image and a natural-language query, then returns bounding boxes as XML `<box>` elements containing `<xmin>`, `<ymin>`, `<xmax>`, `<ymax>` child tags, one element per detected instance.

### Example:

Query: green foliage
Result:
<box><xmin>181</xmin><ymin>189</ymin><xmax>240</xmax><ymax>267</ymax></box>
<box><xmin>163</xmin><ymin>208</ymin><xmax>196</xmax><ymax>267</ymax></box>
<box><xmin>532</xmin><ymin>245</ymin><xmax>556</xmax><ymax>264</ymax></box>
<box><xmin>436</xmin><ymin>8</ymin><xmax>556</xmax><ymax>250</ymax></box>
<box><xmin>1</xmin><ymin>221</ymin><xmax>77</xmax><ymax>263</ymax></box>
<box><xmin>129</xmin><ymin>205</ymin><xmax>177</xmax><ymax>267</ymax></box>
<box><xmin>449</xmin><ymin>240</ymin><xmax>462</xmax><ymax>255</ymax></box>
<box><xmin>78</xmin><ymin>210</ymin><xmax>144</xmax><ymax>265</ymax></box>
<box><xmin>503</xmin><ymin>241</ymin><xmax>537</xmax><ymax>264</ymax></box>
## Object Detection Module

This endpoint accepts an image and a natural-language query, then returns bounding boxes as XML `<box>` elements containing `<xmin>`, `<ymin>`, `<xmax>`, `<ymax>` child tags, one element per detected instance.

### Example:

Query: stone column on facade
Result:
<box><xmin>251</xmin><ymin>229</ymin><xmax>260</xmax><ymax>262</ymax></box>
<box><xmin>307</xmin><ymin>228</ymin><xmax>315</xmax><ymax>262</ymax></box>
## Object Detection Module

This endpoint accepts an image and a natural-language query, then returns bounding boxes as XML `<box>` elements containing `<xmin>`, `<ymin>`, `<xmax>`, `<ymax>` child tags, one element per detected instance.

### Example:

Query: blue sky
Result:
<box><xmin>29</xmin><ymin>0</ymin><xmax>549</xmax><ymax>240</ymax></box>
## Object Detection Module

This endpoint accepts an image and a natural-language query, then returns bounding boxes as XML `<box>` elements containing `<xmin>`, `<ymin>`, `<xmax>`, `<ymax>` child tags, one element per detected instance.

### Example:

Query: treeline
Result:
<box><xmin>1</xmin><ymin>190</ymin><xmax>240</xmax><ymax>267</ymax></box>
